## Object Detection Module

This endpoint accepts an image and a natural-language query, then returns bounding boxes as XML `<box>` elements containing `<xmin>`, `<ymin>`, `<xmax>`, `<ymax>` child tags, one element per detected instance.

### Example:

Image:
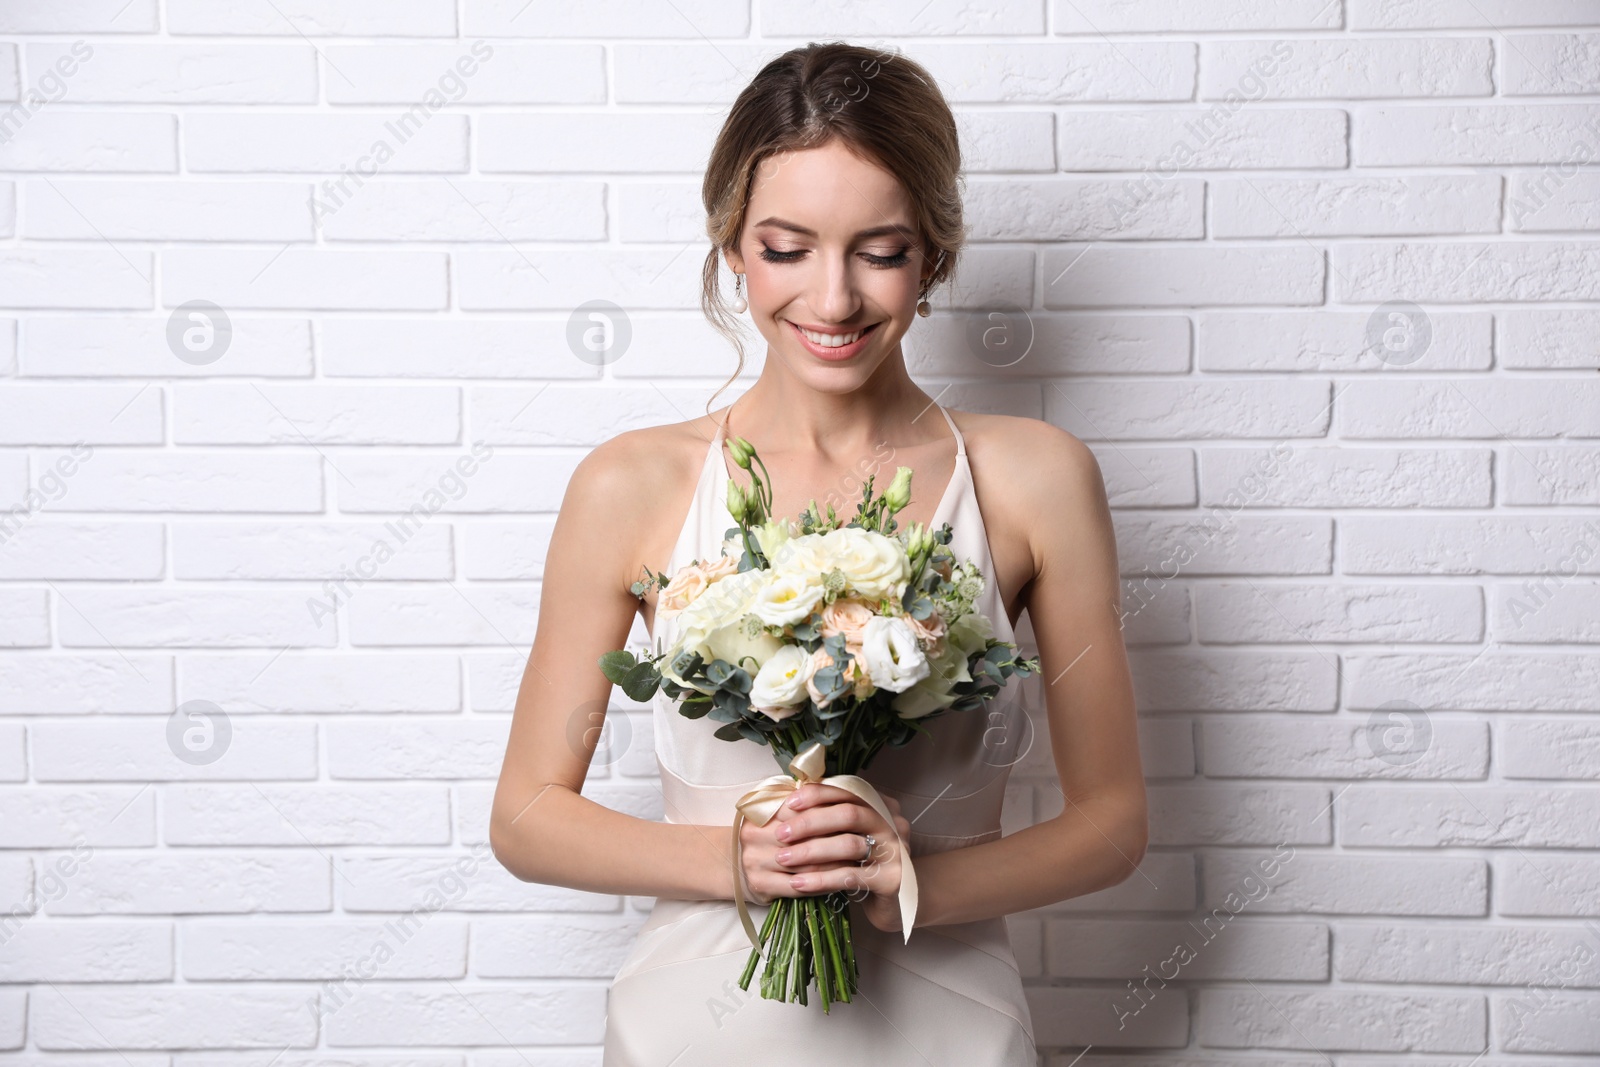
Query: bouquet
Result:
<box><xmin>600</xmin><ymin>432</ymin><xmax>1039</xmax><ymax>1011</ymax></box>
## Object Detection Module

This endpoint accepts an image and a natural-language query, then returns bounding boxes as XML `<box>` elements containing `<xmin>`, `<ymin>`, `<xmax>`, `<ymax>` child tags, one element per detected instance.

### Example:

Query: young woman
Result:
<box><xmin>490</xmin><ymin>41</ymin><xmax>1146</xmax><ymax>1065</ymax></box>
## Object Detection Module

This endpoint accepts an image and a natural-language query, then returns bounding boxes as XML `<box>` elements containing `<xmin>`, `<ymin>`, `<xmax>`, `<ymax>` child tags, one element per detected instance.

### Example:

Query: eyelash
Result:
<box><xmin>758</xmin><ymin>245</ymin><xmax>911</xmax><ymax>268</ymax></box>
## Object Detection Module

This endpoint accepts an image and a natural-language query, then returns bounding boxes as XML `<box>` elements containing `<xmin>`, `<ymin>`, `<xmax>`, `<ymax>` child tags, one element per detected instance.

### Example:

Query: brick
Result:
<box><xmin>1493</xmin><ymin>579</ymin><xmax>1600</xmax><ymax>643</ymax></box>
<box><xmin>166</xmin><ymin>784</ymin><xmax>450</xmax><ymax>845</ymax></box>
<box><xmin>1497</xmin><ymin>990</ymin><xmax>1600</xmax><ymax>1053</ymax></box>
<box><xmin>46</xmin><ymin>850</ymin><xmax>331</xmax><ymax>914</ymax></box>
<box><xmin>0</xmin><ymin>787</ymin><xmax>155</xmax><ymax>846</ymax></box>
<box><xmin>455</xmin><ymin>250</ymin><xmax>700</xmax><ymax>310</ymax></box>
<box><xmin>0</xmin><ymin>384</ymin><xmax>161</xmax><ymax>444</ymax></box>
<box><xmin>1059</xmin><ymin>109</ymin><xmax>1348</xmax><ymax>170</ymax></box>
<box><xmin>1043</xmin><ymin>918</ymin><xmax>1328</xmax><ymax>980</ymax></box>
<box><xmin>0</xmin><ymin>1</ymin><xmax>159</xmax><ymax>32</ymax></box>
<box><xmin>0</xmin><ymin>921</ymin><xmax>171</xmax><ymax>981</ymax></box>
<box><xmin>30</xmin><ymin>450</ymin><xmax>321</xmax><ymax>512</ymax></box>
<box><xmin>1203</xmin><ymin>851</ymin><xmax>1488</xmax><ymax>915</ymax></box>
<box><xmin>1340</xmin><ymin>922</ymin><xmax>1600</xmax><ymax>986</ymax></box>
<box><xmin>1503</xmin><ymin>447</ymin><xmax>1600</xmax><ymax>506</ymax></box>
<box><xmin>57</xmin><ymin>587</ymin><xmax>335</xmax><ymax>649</ymax></box>
<box><xmin>162</xmin><ymin>250</ymin><xmax>447</xmax><ymax>310</ymax></box>
<box><xmin>1050</xmin><ymin>379</ymin><xmax>1331</xmax><ymax>440</ymax></box>
<box><xmin>0</xmin><ymin>589</ymin><xmax>47</xmax><ymax>647</ymax></box>
<box><xmin>1349</xmin><ymin>0</ymin><xmax>1600</xmax><ymax>29</ymax></box>
<box><xmin>1356</xmin><ymin>105</ymin><xmax>1600</xmax><ymax>166</ymax></box>
<box><xmin>32</xmin><ymin>986</ymin><xmax>316</xmax><ymax>1049</ymax></box>
<box><xmin>1505</xmin><ymin>33</ymin><xmax>1600</xmax><ymax>95</ymax></box>
<box><xmin>346</xmin><ymin>584</ymin><xmax>538</xmax><ymax>646</ymax></box>
<box><xmin>33</xmin><ymin>719</ymin><xmax>317</xmax><ymax>781</ymax></box>
<box><xmin>1027</xmin><ymin>985</ymin><xmax>1188</xmax><ymax>1047</ymax></box>
<box><xmin>22</xmin><ymin>315</ymin><xmax>313</xmax><ymax>377</ymax></box>
<box><xmin>1199</xmin><ymin>310</ymin><xmax>1491</xmax><ymax>372</ymax></box>
<box><xmin>1198</xmin><ymin>988</ymin><xmax>1485</xmax><ymax>1052</ymax></box>
<box><xmin>317</xmin><ymin>180</ymin><xmax>604</xmax><ymax>242</ymax></box>
<box><xmin>0</xmin><ymin>112</ymin><xmax>176</xmax><ymax>172</ymax></box>
<box><xmin>327</xmin><ymin>719</ymin><xmax>508</xmax><ymax>779</ymax></box>
<box><xmin>1349</xmin><ymin>651</ymin><xmax>1600</xmax><ymax>712</ymax></box>
<box><xmin>1201</xmin><ymin>715</ymin><xmax>1488</xmax><ymax>778</ymax></box>
<box><xmin>1343</xmin><ymin>515</ymin><xmax>1600</xmax><ymax>575</ymax></box>
<box><xmin>24</xmin><ymin>44</ymin><xmax>317</xmax><ymax>103</ymax></box>
<box><xmin>1501</xmin><ymin>719</ymin><xmax>1600</xmax><ymax>779</ymax></box>
<box><xmin>1202</xmin><ymin>38</ymin><xmax>1493</xmax><ymax>100</ymax></box>
<box><xmin>180</xmin><ymin>652</ymin><xmax>459</xmax><ymax>714</ymax></box>
<box><xmin>1147</xmin><ymin>784</ymin><xmax>1331</xmax><ymax>845</ymax></box>
<box><xmin>334</xmin><ymin>451</ymin><xmax>576</xmax><ymax>513</ymax></box>
<box><xmin>1045</xmin><ymin>245</ymin><xmax>1324</xmax><ymax>307</ymax></box>
<box><xmin>185</xmin><ymin>113</ymin><xmax>468</xmax><ymax>174</ymax></box>
<box><xmin>478</xmin><ymin>112</ymin><xmax>721</xmax><ymax>173</ymax></box>
<box><xmin>1337</xmin><ymin>241</ymin><xmax>1600</xmax><ymax>303</ymax></box>
<box><xmin>173</xmin><ymin>522</ymin><xmax>452</xmax><ymax>580</ymax></box>
<box><xmin>172</xmin><ymin>383</ymin><xmax>459</xmax><ymax>445</ymax></box>
<box><xmin>183</xmin><ymin>919</ymin><xmax>467</xmax><ymax>979</ymax></box>
<box><xmin>967</xmin><ymin>178</ymin><xmax>1203</xmax><ymax>240</ymax></box>
<box><xmin>323</xmin><ymin>985</ymin><xmax>603</xmax><ymax>1046</ymax></box>
<box><xmin>23</xmin><ymin>180</ymin><xmax>313</xmax><ymax>241</ymax></box>
<box><xmin>166</xmin><ymin>0</ymin><xmax>456</xmax><ymax>35</ymax></box>
<box><xmin>320</xmin><ymin>318</ymin><xmax>603</xmax><ymax>378</ymax></box>
<box><xmin>1343</xmin><ymin>785</ymin><xmax>1600</xmax><ymax>848</ymax></box>
<box><xmin>465</xmin><ymin>0</ymin><xmax>748</xmax><ymax>37</ymax></box>
<box><xmin>1339</xmin><ymin>379</ymin><xmax>1600</xmax><ymax>437</ymax></box>
<box><xmin>1211</xmin><ymin>176</ymin><xmax>1501</xmax><ymax>237</ymax></box>
<box><xmin>764</xmin><ymin>0</ymin><xmax>1043</xmax><ymax>35</ymax></box>
<box><xmin>959</xmin><ymin>111</ymin><xmax>1057</xmax><ymax>172</ymax></box>
<box><xmin>0</xmin><ymin>250</ymin><xmax>152</xmax><ymax>309</ymax></box>
<box><xmin>1499</xmin><ymin>854</ymin><xmax>1600</xmax><ymax>916</ymax></box>
<box><xmin>1054</xmin><ymin>0</ymin><xmax>1341</xmax><ymax>32</ymax></box>
<box><xmin>1133</xmin><ymin>650</ymin><xmax>1338</xmax><ymax>712</ymax></box>
<box><xmin>1204</xmin><ymin>446</ymin><xmax>1492</xmax><ymax>508</ymax></box>
<box><xmin>1510</xmin><ymin>170</ymin><xmax>1600</xmax><ymax>232</ymax></box>
<box><xmin>325</xmin><ymin>43</ymin><xmax>603</xmax><ymax>104</ymax></box>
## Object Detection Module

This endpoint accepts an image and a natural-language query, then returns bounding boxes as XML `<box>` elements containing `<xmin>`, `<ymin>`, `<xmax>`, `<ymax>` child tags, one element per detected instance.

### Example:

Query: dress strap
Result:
<box><xmin>936</xmin><ymin>404</ymin><xmax>966</xmax><ymax>457</ymax></box>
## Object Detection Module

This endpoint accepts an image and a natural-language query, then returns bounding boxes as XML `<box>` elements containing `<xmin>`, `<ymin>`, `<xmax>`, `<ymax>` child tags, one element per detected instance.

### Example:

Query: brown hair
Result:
<box><xmin>699</xmin><ymin>41</ymin><xmax>966</xmax><ymax>416</ymax></box>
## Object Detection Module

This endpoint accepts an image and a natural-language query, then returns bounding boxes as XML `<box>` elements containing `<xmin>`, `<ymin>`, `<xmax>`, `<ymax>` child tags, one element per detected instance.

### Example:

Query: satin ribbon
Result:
<box><xmin>730</xmin><ymin>740</ymin><xmax>919</xmax><ymax>948</ymax></box>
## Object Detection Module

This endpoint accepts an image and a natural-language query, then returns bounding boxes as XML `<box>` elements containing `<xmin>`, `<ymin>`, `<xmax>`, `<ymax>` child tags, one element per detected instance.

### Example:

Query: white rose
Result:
<box><xmin>891</xmin><ymin>635</ymin><xmax>972</xmax><ymax>719</ymax></box>
<box><xmin>751</xmin><ymin>571</ymin><xmax>827</xmax><ymax>629</ymax></box>
<box><xmin>858</xmin><ymin>615</ymin><xmax>930</xmax><ymax>694</ymax></box>
<box><xmin>749</xmin><ymin>644</ymin><xmax>813</xmax><ymax>721</ymax></box>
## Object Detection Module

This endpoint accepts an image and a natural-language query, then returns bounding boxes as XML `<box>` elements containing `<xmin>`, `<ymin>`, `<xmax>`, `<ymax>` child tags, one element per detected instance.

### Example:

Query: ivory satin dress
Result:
<box><xmin>602</xmin><ymin>405</ymin><xmax>1039</xmax><ymax>1065</ymax></box>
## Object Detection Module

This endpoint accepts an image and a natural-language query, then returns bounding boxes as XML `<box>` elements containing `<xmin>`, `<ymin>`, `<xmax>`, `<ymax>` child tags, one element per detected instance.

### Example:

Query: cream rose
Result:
<box><xmin>819</xmin><ymin>597</ymin><xmax>875</xmax><ymax>643</ymax></box>
<box><xmin>751</xmin><ymin>571</ymin><xmax>827</xmax><ymax>629</ymax></box>
<box><xmin>773</xmin><ymin>527</ymin><xmax>910</xmax><ymax>602</ymax></box>
<box><xmin>661</xmin><ymin>569</ymin><xmax>783</xmax><ymax>691</ymax></box>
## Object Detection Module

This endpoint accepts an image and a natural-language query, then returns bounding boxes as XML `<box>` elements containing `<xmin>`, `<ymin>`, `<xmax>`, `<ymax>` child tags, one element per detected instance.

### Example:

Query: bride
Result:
<box><xmin>490</xmin><ymin>40</ymin><xmax>1145</xmax><ymax>1065</ymax></box>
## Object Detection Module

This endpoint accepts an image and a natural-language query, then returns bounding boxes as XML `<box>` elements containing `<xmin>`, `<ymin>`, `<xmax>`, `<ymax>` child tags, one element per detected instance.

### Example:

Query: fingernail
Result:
<box><xmin>777</xmin><ymin>823</ymin><xmax>791</xmax><ymax>841</ymax></box>
<box><xmin>790</xmin><ymin>877</ymin><xmax>806</xmax><ymax>889</ymax></box>
<box><xmin>776</xmin><ymin>849</ymin><xmax>792</xmax><ymax>864</ymax></box>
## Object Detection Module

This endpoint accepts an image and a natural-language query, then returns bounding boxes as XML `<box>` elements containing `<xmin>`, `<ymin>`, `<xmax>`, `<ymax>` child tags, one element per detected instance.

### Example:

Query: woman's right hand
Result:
<box><xmin>738</xmin><ymin>792</ymin><xmax>818</xmax><ymax>905</ymax></box>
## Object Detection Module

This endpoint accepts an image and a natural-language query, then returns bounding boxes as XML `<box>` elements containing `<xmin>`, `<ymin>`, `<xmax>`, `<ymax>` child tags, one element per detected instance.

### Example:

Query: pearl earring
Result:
<box><xmin>730</xmin><ymin>273</ymin><xmax>747</xmax><ymax>314</ymax></box>
<box><xmin>916</xmin><ymin>296</ymin><xmax>932</xmax><ymax>317</ymax></box>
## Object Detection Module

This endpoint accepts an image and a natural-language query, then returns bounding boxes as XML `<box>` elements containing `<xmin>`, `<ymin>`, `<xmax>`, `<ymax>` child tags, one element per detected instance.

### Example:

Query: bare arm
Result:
<box><xmin>488</xmin><ymin>433</ymin><xmax>747</xmax><ymax>902</ymax></box>
<box><xmin>909</xmin><ymin>424</ymin><xmax>1148</xmax><ymax>928</ymax></box>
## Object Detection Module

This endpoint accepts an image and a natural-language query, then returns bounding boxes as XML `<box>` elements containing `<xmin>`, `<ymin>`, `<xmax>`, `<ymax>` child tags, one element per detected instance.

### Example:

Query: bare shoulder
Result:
<box><xmin>950</xmin><ymin>409</ymin><xmax>1110</xmax><ymax>577</ymax></box>
<box><xmin>555</xmin><ymin>412</ymin><xmax>722</xmax><ymax>586</ymax></box>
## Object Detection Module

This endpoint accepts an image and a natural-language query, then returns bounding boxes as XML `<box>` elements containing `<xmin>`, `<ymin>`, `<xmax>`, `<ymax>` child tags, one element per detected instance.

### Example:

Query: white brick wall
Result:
<box><xmin>1</xmin><ymin>2</ymin><xmax>1597</xmax><ymax>1064</ymax></box>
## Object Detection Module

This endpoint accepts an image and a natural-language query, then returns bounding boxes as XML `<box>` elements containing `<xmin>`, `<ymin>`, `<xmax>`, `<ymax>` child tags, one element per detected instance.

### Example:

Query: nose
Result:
<box><xmin>810</xmin><ymin>248</ymin><xmax>861</xmax><ymax>323</ymax></box>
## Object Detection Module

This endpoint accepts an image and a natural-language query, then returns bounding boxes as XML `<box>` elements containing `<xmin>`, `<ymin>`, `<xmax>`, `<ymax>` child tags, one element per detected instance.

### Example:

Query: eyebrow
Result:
<box><xmin>750</xmin><ymin>216</ymin><xmax>917</xmax><ymax>241</ymax></box>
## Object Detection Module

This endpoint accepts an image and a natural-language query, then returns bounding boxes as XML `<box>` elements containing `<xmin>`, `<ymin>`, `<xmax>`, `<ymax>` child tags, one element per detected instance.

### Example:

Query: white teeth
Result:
<box><xmin>797</xmin><ymin>325</ymin><xmax>868</xmax><ymax>348</ymax></box>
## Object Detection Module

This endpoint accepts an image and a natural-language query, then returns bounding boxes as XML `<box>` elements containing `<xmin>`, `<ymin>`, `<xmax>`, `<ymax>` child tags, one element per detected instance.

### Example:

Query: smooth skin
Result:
<box><xmin>489</xmin><ymin>138</ymin><xmax>1147</xmax><ymax>934</ymax></box>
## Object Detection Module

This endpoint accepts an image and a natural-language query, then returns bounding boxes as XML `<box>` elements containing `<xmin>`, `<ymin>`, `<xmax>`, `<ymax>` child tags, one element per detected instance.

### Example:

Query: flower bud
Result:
<box><xmin>883</xmin><ymin>466</ymin><xmax>914</xmax><ymax>512</ymax></box>
<box><xmin>726</xmin><ymin>436</ymin><xmax>755</xmax><ymax>470</ymax></box>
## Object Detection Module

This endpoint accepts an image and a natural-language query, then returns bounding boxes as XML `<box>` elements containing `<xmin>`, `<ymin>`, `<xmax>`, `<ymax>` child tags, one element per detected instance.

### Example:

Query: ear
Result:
<box><xmin>723</xmin><ymin>244</ymin><xmax>746</xmax><ymax>276</ymax></box>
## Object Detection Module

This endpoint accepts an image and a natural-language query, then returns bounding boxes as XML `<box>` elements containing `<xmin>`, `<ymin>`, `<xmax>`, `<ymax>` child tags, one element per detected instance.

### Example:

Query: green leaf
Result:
<box><xmin>620</xmin><ymin>660</ymin><xmax>661</xmax><ymax>703</ymax></box>
<box><xmin>598</xmin><ymin>649</ymin><xmax>638</xmax><ymax>684</ymax></box>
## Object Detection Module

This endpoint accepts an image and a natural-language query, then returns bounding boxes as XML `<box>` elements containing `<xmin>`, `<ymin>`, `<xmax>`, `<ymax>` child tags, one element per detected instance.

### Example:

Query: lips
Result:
<box><xmin>787</xmin><ymin>320</ymin><xmax>880</xmax><ymax>362</ymax></box>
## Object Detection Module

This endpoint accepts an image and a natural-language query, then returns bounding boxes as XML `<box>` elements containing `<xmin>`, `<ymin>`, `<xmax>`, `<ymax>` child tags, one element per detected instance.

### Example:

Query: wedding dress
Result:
<box><xmin>603</xmin><ymin>405</ymin><xmax>1039</xmax><ymax>1065</ymax></box>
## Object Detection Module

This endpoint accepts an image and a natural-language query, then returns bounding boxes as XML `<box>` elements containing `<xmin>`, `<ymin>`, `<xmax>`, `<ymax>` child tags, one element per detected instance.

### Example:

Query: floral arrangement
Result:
<box><xmin>600</xmin><ymin>432</ymin><xmax>1038</xmax><ymax>1011</ymax></box>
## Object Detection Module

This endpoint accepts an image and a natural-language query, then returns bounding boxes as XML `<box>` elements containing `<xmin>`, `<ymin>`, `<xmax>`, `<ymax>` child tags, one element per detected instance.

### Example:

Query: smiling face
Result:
<box><xmin>723</xmin><ymin>138</ymin><xmax>934</xmax><ymax>392</ymax></box>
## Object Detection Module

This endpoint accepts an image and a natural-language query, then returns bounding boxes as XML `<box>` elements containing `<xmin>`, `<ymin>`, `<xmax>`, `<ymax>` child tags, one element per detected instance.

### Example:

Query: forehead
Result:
<box><xmin>746</xmin><ymin>139</ymin><xmax>915</xmax><ymax>237</ymax></box>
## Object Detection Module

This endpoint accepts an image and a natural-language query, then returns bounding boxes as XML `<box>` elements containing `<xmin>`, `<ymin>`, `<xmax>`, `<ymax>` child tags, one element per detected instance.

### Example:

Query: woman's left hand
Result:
<box><xmin>768</xmin><ymin>781</ymin><xmax>914</xmax><ymax>934</ymax></box>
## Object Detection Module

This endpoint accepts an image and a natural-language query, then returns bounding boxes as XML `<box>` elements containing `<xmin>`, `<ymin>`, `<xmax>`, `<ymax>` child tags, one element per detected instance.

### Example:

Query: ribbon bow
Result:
<box><xmin>730</xmin><ymin>741</ymin><xmax>919</xmax><ymax>948</ymax></box>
